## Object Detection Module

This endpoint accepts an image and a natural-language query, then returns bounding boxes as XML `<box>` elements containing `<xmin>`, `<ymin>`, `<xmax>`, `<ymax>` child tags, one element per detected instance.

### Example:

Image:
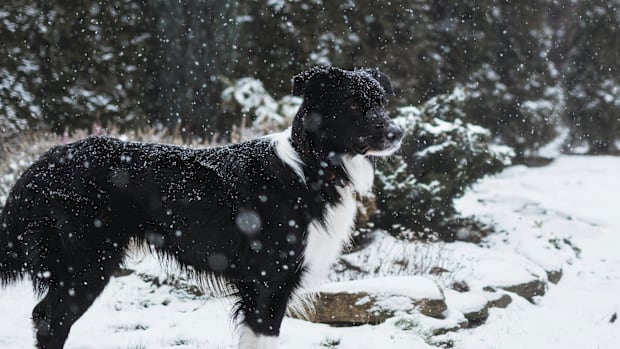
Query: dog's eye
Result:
<box><xmin>350</xmin><ymin>103</ymin><xmax>360</xmax><ymax>111</ymax></box>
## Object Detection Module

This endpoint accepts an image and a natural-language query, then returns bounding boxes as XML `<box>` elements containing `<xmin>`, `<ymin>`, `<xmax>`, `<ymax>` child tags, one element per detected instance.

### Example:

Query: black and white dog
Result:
<box><xmin>0</xmin><ymin>65</ymin><xmax>402</xmax><ymax>349</ymax></box>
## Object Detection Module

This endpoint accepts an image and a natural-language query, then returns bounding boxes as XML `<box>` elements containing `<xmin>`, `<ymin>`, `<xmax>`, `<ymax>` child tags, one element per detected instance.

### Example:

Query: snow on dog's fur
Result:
<box><xmin>0</xmin><ymin>66</ymin><xmax>402</xmax><ymax>349</ymax></box>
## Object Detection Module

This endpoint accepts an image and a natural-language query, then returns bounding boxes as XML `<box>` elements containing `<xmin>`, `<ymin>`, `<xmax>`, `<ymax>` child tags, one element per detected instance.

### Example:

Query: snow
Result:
<box><xmin>448</xmin><ymin>155</ymin><xmax>620</xmax><ymax>349</ymax></box>
<box><xmin>2</xmin><ymin>155</ymin><xmax>620</xmax><ymax>348</ymax></box>
<box><xmin>319</xmin><ymin>276</ymin><xmax>443</xmax><ymax>301</ymax></box>
<box><xmin>403</xmin><ymin>307</ymin><xmax>466</xmax><ymax>336</ymax></box>
<box><xmin>464</xmin><ymin>251</ymin><xmax>547</xmax><ymax>288</ymax></box>
<box><xmin>444</xmin><ymin>289</ymin><xmax>489</xmax><ymax>315</ymax></box>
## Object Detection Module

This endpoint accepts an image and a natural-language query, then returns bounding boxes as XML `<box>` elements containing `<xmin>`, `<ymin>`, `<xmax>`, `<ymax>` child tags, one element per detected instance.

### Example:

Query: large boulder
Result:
<box><xmin>291</xmin><ymin>276</ymin><xmax>446</xmax><ymax>325</ymax></box>
<box><xmin>303</xmin><ymin>291</ymin><xmax>401</xmax><ymax>325</ymax></box>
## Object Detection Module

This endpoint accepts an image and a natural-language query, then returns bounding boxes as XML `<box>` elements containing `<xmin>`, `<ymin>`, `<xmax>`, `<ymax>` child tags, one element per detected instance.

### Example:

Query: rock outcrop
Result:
<box><xmin>291</xmin><ymin>276</ymin><xmax>447</xmax><ymax>325</ymax></box>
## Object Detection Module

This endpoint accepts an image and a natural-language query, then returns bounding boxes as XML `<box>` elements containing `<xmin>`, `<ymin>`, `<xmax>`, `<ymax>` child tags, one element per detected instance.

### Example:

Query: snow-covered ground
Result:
<box><xmin>1</xmin><ymin>155</ymin><xmax>619</xmax><ymax>348</ymax></box>
<box><xmin>447</xmin><ymin>156</ymin><xmax>620</xmax><ymax>349</ymax></box>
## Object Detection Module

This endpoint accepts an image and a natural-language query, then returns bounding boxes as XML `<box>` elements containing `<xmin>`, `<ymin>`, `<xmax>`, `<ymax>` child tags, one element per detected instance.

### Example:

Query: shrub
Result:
<box><xmin>373</xmin><ymin>88</ymin><xmax>513</xmax><ymax>240</ymax></box>
<box><xmin>220</xmin><ymin>78</ymin><xmax>302</xmax><ymax>140</ymax></box>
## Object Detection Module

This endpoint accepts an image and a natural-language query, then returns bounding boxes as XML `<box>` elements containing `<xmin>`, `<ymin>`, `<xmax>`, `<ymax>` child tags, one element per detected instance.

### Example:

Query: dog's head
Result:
<box><xmin>291</xmin><ymin>66</ymin><xmax>402</xmax><ymax>157</ymax></box>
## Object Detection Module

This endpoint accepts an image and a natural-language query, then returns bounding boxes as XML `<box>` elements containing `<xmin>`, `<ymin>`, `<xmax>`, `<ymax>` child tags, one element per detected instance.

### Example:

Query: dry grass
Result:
<box><xmin>332</xmin><ymin>232</ymin><xmax>467</xmax><ymax>288</ymax></box>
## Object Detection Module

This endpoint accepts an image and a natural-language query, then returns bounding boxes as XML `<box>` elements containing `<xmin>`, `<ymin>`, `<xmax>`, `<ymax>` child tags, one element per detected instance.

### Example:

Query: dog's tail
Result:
<box><xmin>0</xmin><ymin>203</ymin><xmax>25</xmax><ymax>285</ymax></box>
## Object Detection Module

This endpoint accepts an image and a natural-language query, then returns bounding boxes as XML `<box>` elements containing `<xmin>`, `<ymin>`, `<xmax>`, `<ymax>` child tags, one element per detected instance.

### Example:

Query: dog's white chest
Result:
<box><xmin>301</xmin><ymin>187</ymin><xmax>357</xmax><ymax>289</ymax></box>
<box><xmin>269</xmin><ymin>130</ymin><xmax>375</xmax><ymax>289</ymax></box>
<box><xmin>301</xmin><ymin>155</ymin><xmax>374</xmax><ymax>289</ymax></box>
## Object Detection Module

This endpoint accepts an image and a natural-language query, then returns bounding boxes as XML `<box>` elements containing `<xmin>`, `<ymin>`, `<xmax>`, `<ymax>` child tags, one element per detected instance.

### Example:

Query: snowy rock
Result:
<box><xmin>466</xmin><ymin>252</ymin><xmax>548</xmax><ymax>303</ymax></box>
<box><xmin>415</xmin><ymin>296</ymin><xmax>448</xmax><ymax>319</ymax></box>
<box><xmin>516</xmin><ymin>237</ymin><xmax>566</xmax><ymax>285</ymax></box>
<box><xmin>295</xmin><ymin>276</ymin><xmax>447</xmax><ymax>325</ymax></box>
<box><xmin>395</xmin><ymin>308</ymin><xmax>468</xmax><ymax>336</ymax></box>
<box><xmin>300</xmin><ymin>291</ymin><xmax>393</xmax><ymax>325</ymax></box>
<box><xmin>445</xmin><ymin>290</ymin><xmax>489</xmax><ymax>326</ymax></box>
<box><xmin>485</xmin><ymin>292</ymin><xmax>513</xmax><ymax>309</ymax></box>
<box><xmin>494</xmin><ymin>279</ymin><xmax>547</xmax><ymax>303</ymax></box>
<box><xmin>546</xmin><ymin>269</ymin><xmax>563</xmax><ymax>284</ymax></box>
<box><xmin>445</xmin><ymin>289</ymin><xmax>513</xmax><ymax>328</ymax></box>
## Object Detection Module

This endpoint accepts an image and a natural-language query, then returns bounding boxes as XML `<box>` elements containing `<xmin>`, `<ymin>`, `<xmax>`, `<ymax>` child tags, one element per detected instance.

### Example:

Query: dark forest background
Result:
<box><xmin>1</xmin><ymin>0</ymin><xmax>619</xmax><ymax>159</ymax></box>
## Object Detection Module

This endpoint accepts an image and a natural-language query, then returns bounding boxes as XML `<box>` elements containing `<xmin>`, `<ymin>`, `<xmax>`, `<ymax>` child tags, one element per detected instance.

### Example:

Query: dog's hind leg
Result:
<box><xmin>32</xmin><ymin>267</ymin><xmax>113</xmax><ymax>349</ymax></box>
<box><xmin>32</xmin><ymin>272</ymin><xmax>110</xmax><ymax>349</ymax></box>
<box><xmin>29</xmin><ymin>230</ymin><xmax>126</xmax><ymax>349</ymax></box>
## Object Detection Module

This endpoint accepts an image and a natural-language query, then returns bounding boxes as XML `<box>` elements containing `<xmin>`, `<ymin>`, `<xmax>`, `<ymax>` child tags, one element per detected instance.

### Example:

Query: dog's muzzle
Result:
<box><xmin>361</xmin><ymin>122</ymin><xmax>403</xmax><ymax>156</ymax></box>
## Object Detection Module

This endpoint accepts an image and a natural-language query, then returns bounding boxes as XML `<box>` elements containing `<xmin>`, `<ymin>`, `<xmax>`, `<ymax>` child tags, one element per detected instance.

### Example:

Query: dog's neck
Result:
<box><xmin>291</xmin><ymin>113</ymin><xmax>350</xmax><ymax>189</ymax></box>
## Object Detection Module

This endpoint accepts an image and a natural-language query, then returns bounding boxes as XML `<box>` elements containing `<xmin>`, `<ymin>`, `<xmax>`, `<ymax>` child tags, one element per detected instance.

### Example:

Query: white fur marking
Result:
<box><xmin>291</xmin><ymin>157</ymin><xmax>374</xmax><ymax>316</ymax></box>
<box><xmin>342</xmin><ymin>155</ymin><xmax>375</xmax><ymax>194</ymax></box>
<box><xmin>238</xmin><ymin>326</ymin><xmax>279</xmax><ymax>349</ymax></box>
<box><xmin>300</xmin><ymin>186</ymin><xmax>357</xmax><ymax>291</ymax></box>
<box><xmin>267</xmin><ymin>128</ymin><xmax>306</xmax><ymax>184</ymax></box>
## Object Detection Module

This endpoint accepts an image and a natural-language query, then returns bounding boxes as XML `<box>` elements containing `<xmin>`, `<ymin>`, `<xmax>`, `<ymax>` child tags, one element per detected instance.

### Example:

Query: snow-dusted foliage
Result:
<box><xmin>0</xmin><ymin>102</ymin><xmax>28</xmax><ymax>140</ymax></box>
<box><xmin>374</xmin><ymin>88</ymin><xmax>514</xmax><ymax>240</ymax></box>
<box><xmin>0</xmin><ymin>2</ymin><xmax>152</xmax><ymax>133</ymax></box>
<box><xmin>221</xmin><ymin>78</ymin><xmax>302</xmax><ymax>137</ymax></box>
<box><xmin>0</xmin><ymin>134</ymin><xmax>58</xmax><ymax>209</ymax></box>
<box><xmin>554</xmin><ymin>0</ymin><xmax>620</xmax><ymax>154</ymax></box>
<box><xmin>463</xmin><ymin>64</ymin><xmax>565</xmax><ymax>160</ymax></box>
<box><xmin>2</xmin><ymin>1</ymin><xmax>618</xmax><ymax>152</ymax></box>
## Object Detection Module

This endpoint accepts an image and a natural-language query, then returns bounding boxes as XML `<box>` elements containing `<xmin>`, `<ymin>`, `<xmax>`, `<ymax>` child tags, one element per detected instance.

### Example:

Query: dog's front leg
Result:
<box><xmin>235</xmin><ymin>270</ymin><xmax>302</xmax><ymax>349</ymax></box>
<box><xmin>238</xmin><ymin>325</ymin><xmax>279</xmax><ymax>349</ymax></box>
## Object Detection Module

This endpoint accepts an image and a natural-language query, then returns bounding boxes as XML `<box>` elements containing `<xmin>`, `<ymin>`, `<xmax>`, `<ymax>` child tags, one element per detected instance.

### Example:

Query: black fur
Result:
<box><xmin>0</xmin><ymin>66</ymin><xmax>401</xmax><ymax>348</ymax></box>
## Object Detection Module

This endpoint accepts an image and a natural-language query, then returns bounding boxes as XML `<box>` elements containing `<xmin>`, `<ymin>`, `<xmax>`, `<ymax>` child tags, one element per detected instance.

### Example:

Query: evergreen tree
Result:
<box><xmin>235</xmin><ymin>0</ymin><xmax>563</xmax><ymax>158</ymax></box>
<box><xmin>1</xmin><ymin>0</ymin><xmax>618</xmax><ymax>155</ymax></box>
<box><xmin>0</xmin><ymin>0</ymin><xmax>155</xmax><ymax>133</ymax></box>
<box><xmin>233</xmin><ymin>0</ymin><xmax>441</xmax><ymax>105</ymax></box>
<box><xmin>429</xmin><ymin>0</ymin><xmax>562</xmax><ymax>160</ymax></box>
<box><xmin>553</xmin><ymin>0</ymin><xmax>620</xmax><ymax>154</ymax></box>
<box><xmin>148</xmin><ymin>0</ymin><xmax>240</xmax><ymax>137</ymax></box>
<box><xmin>0</xmin><ymin>0</ymin><xmax>45</xmax><ymax>132</ymax></box>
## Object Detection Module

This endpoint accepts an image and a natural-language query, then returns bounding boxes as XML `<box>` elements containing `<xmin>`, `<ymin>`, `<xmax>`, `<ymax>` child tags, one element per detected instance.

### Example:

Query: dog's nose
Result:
<box><xmin>385</xmin><ymin>124</ymin><xmax>403</xmax><ymax>142</ymax></box>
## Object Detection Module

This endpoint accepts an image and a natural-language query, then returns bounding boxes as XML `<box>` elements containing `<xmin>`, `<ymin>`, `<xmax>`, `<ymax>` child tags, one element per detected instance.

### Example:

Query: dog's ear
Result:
<box><xmin>292</xmin><ymin>66</ymin><xmax>333</xmax><ymax>97</ymax></box>
<box><xmin>362</xmin><ymin>68</ymin><xmax>394</xmax><ymax>96</ymax></box>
